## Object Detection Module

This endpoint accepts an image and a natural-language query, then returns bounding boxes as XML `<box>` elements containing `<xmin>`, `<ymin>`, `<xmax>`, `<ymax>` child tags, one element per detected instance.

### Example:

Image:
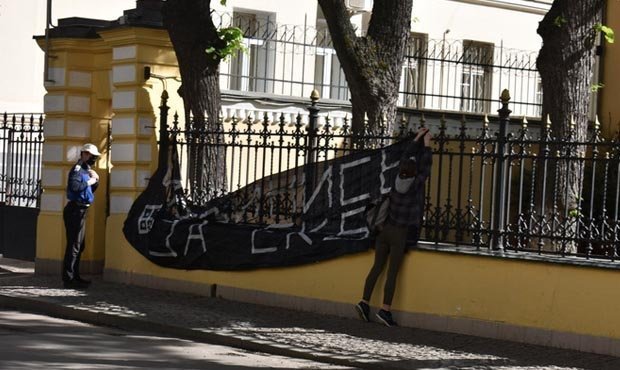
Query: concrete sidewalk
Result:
<box><xmin>0</xmin><ymin>258</ymin><xmax>618</xmax><ymax>370</ymax></box>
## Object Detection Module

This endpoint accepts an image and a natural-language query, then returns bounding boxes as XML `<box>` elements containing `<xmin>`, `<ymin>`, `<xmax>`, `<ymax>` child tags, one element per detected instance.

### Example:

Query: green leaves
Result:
<box><xmin>594</xmin><ymin>23</ymin><xmax>615</xmax><ymax>44</ymax></box>
<box><xmin>205</xmin><ymin>27</ymin><xmax>247</xmax><ymax>61</ymax></box>
<box><xmin>552</xmin><ymin>17</ymin><xmax>614</xmax><ymax>44</ymax></box>
<box><xmin>553</xmin><ymin>16</ymin><xmax>567</xmax><ymax>28</ymax></box>
<box><xmin>591</xmin><ymin>83</ymin><xmax>605</xmax><ymax>92</ymax></box>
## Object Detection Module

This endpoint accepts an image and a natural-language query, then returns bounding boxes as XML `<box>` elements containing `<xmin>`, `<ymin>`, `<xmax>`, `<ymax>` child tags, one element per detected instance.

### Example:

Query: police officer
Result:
<box><xmin>62</xmin><ymin>143</ymin><xmax>100</xmax><ymax>289</ymax></box>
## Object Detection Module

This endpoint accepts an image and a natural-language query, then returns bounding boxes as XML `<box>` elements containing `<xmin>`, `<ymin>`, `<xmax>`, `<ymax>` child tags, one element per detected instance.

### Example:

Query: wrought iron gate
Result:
<box><xmin>0</xmin><ymin>113</ymin><xmax>44</xmax><ymax>260</ymax></box>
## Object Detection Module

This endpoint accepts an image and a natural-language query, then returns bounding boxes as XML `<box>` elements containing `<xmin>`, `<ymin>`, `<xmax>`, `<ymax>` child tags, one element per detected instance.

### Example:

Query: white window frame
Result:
<box><xmin>230</xmin><ymin>10</ymin><xmax>277</xmax><ymax>94</ymax></box>
<box><xmin>399</xmin><ymin>33</ymin><xmax>427</xmax><ymax>109</ymax></box>
<box><xmin>314</xmin><ymin>47</ymin><xmax>337</xmax><ymax>99</ymax></box>
<box><xmin>460</xmin><ymin>40</ymin><xmax>494</xmax><ymax>113</ymax></box>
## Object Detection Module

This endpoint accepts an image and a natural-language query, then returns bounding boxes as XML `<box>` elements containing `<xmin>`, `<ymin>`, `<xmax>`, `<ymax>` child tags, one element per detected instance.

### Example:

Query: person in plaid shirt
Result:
<box><xmin>356</xmin><ymin>127</ymin><xmax>433</xmax><ymax>327</ymax></box>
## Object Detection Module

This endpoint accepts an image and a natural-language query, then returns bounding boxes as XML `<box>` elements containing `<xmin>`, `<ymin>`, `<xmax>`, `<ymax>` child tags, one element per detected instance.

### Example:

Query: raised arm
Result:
<box><xmin>403</xmin><ymin>128</ymin><xmax>433</xmax><ymax>183</ymax></box>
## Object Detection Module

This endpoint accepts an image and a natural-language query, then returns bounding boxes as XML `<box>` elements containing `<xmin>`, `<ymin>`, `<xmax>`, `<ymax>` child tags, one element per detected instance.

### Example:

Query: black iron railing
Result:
<box><xmin>162</xmin><ymin>93</ymin><xmax>620</xmax><ymax>260</ymax></box>
<box><xmin>0</xmin><ymin>113</ymin><xmax>44</xmax><ymax>208</ymax></box>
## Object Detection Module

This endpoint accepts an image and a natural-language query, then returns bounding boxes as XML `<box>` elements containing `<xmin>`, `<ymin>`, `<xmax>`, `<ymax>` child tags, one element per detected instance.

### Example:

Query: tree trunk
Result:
<box><xmin>318</xmin><ymin>0</ymin><xmax>412</xmax><ymax>135</ymax></box>
<box><xmin>535</xmin><ymin>0</ymin><xmax>604</xmax><ymax>252</ymax></box>
<box><xmin>162</xmin><ymin>0</ymin><xmax>227</xmax><ymax>203</ymax></box>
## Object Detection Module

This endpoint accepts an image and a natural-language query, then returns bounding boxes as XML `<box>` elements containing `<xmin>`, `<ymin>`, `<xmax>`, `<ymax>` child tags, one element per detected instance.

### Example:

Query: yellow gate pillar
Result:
<box><xmin>35</xmin><ymin>35</ymin><xmax>113</xmax><ymax>276</ymax></box>
<box><xmin>97</xmin><ymin>27</ymin><xmax>180</xmax><ymax>274</ymax></box>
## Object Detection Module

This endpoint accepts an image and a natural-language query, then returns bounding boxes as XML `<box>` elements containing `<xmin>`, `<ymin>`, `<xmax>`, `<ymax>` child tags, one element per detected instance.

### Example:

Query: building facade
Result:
<box><xmin>208</xmin><ymin>0</ymin><xmax>552</xmax><ymax>120</ymax></box>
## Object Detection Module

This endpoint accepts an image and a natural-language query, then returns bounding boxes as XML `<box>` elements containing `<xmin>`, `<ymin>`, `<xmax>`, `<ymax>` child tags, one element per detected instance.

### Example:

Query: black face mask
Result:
<box><xmin>87</xmin><ymin>157</ymin><xmax>97</xmax><ymax>166</ymax></box>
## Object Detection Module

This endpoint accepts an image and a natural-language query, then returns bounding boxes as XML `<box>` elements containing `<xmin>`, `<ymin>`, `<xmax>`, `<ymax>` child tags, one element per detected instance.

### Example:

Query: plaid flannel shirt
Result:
<box><xmin>387</xmin><ymin>139</ymin><xmax>433</xmax><ymax>228</ymax></box>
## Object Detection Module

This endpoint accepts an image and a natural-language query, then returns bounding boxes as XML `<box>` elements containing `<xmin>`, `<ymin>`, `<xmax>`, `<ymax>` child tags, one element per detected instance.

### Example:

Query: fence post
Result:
<box><xmin>158</xmin><ymin>90</ymin><xmax>170</xmax><ymax>168</ymax></box>
<box><xmin>305</xmin><ymin>90</ymin><xmax>320</xmax><ymax>203</ymax></box>
<box><xmin>492</xmin><ymin>89</ymin><xmax>511</xmax><ymax>250</ymax></box>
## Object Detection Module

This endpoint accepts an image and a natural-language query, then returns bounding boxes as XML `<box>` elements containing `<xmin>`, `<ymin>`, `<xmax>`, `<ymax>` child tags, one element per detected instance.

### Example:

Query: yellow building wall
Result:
<box><xmin>105</xmin><ymin>218</ymin><xmax>620</xmax><ymax>342</ymax></box>
<box><xmin>600</xmin><ymin>1</ymin><xmax>620</xmax><ymax>136</ymax></box>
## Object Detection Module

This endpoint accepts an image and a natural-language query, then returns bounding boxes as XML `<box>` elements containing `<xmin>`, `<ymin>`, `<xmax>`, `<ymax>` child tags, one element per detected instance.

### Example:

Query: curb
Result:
<box><xmin>0</xmin><ymin>294</ymin><xmax>389</xmax><ymax>370</ymax></box>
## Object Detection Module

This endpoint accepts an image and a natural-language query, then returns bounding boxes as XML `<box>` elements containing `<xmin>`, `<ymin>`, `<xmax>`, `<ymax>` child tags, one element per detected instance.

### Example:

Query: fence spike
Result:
<box><xmin>342</xmin><ymin>114</ymin><xmax>350</xmax><ymax>134</ymax></box>
<box><xmin>325</xmin><ymin>113</ymin><xmax>333</xmax><ymax>131</ymax></box>
<box><xmin>296</xmin><ymin>112</ymin><xmax>303</xmax><ymax>127</ymax></box>
<box><xmin>245</xmin><ymin>111</ymin><xmax>252</xmax><ymax>125</ymax></box>
<box><xmin>310</xmin><ymin>89</ymin><xmax>320</xmax><ymax>102</ymax></box>
<box><xmin>500</xmin><ymin>89</ymin><xmax>511</xmax><ymax>103</ymax></box>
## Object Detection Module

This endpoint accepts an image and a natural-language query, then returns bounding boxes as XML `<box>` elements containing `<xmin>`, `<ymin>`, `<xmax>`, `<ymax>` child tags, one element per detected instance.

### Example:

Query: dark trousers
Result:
<box><xmin>62</xmin><ymin>201</ymin><xmax>89</xmax><ymax>282</ymax></box>
<box><xmin>362</xmin><ymin>223</ymin><xmax>412</xmax><ymax>306</ymax></box>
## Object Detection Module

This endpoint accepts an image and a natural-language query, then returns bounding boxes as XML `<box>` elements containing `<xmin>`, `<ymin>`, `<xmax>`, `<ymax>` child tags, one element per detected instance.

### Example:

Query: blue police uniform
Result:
<box><xmin>62</xmin><ymin>159</ymin><xmax>98</xmax><ymax>285</ymax></box>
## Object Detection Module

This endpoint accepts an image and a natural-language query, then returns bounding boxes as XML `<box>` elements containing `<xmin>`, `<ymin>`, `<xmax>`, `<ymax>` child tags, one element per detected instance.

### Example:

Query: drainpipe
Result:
<box><xmin>439</xmin><ymin>29</ymin><xmax>450</xmax><ymax>110</ymax></box>
<box><xmin>44</xmin><ymin>0</ymin><xmax>55</xmax><ymax>83</ymax></box>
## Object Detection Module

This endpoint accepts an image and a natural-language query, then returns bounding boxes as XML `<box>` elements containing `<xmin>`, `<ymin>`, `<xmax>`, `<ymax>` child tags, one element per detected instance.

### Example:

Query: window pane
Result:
<box><xmin>400</xmin><ymin>33</ymin><xmax>427</xmax><ymax>109</ymax></box>
<box><xmin>460</xmin><ymin>40</ymin><xmax>493</xmax><ymax>113</ymax></box>
<box><xmin>231</xmin><ymin>11</ymin><xmax>276</xmax><ymax>93</ymax></box>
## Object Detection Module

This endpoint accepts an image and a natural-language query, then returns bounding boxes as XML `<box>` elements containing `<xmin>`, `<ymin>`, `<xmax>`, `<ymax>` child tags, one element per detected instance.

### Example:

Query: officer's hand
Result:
<box><xmin>89</xmin><ymin>170</ymin><xmax>99</xmax><ymax>182</ymax></box>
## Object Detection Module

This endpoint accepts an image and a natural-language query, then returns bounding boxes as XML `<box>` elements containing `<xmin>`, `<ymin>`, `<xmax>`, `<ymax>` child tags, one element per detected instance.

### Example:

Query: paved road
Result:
<box><xmin>0</xmin><ymin>309</ymin><xmax>354</xmax><ymax>369</ymax></box>
<box><xmin>0</xmin><ymin>258</ymin><xmax>619</xmax><ymax>370</ymax></box>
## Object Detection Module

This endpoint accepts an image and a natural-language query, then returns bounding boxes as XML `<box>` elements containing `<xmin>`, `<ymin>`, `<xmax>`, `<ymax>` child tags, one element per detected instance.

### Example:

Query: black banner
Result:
<box><xmin>123</xmin><ymin>139</ymin><xmax>411</xmax><ymax>270</ymax></box>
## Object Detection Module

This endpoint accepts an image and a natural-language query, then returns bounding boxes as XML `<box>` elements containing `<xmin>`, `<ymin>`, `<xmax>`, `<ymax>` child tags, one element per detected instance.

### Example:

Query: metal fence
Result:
<box><xmin>164</xmin><ymin>92</ymin><xmax>620</xmax><ymax>261</ymax></box>
<box><xmin>213</xmin><ymin>11</ymin><xmax>542</xmax><ymax>118</ymax></box>
<box><xmin>0</xmin><ymin>113</ymin><xmax>44</xmax><ymax>207</ymax></box>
